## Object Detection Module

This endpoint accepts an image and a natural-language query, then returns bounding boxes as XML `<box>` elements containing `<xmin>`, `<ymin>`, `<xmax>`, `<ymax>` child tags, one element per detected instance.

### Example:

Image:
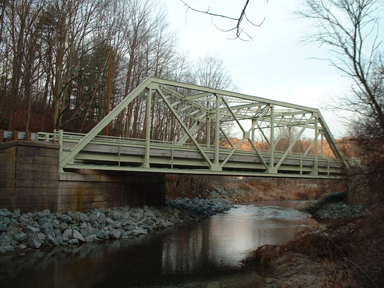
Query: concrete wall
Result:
<box><xmin>0</xmin><ymin>141</ymin><xmax>60</xmax><ymax>212</ymax></box>
<box><xmin>58</xmin><ymin>171</ymin><xmax>166</xmax><ymax>212</ymax></box>
<box><xmin>0</xmin><ymin>141</ymin><xmax>165</xmax><ymax>213</ymax></box>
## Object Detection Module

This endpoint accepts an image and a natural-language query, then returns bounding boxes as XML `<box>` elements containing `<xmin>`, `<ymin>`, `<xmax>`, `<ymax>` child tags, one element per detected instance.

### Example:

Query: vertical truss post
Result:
<box><xmin>58</xmin><ymin>129</ymin><xmax>63</xmax><ymax>147</ymax></box>
<box><xmin>321</xmin><ymin>132</ymin><xmax>324</xmax><ymax>158</ymax></box>
<box><xmin>300</xmin><ymin>153</ymin><xmax>303</xmax><ymax>174</ymax></box>
<box><xmin>118</xmin><ymin>136</ymin><xmax>121</xmax><ymax>166</ymax></box>
<box><xmin>251</xmin><ymin>119</ymin><xmax>255</xmax><ymax>145</ymax></box>
<box><xmin>288</xmin><ymin>127</ymin><xmax>292</xmax><ymax>155</ymax></box>
<box><xmin>269</xmin><ymin>105</ymin><xmax>276</xmax><ymax>173</ymax></box>
<box><xmin>207</xmin><ymin>116</ymin><xmax>211</xmax><ymax>147</ymax></box>
<box><xmin>143</xmin><ymin>87</ymin><xmax>152</xmax><ymax>168</ymax></box>
<box><xmin>313</xmin><ymin>116</ymin><xmax>319</xmax><ymax>175</ymax></box>
<box><xmin>212</xmin><ymin>95</ymin><xmax>221</xmax><ymax>170</ymax></box>
<box><xmin>58</xmin><ymin>130</ymin><xmax>64</xmax><ymax>172</ymax></box>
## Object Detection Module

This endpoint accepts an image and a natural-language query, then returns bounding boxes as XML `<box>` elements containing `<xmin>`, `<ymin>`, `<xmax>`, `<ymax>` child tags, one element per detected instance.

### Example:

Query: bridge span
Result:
<box><xmin>38</xmin><ymin>77</ymin><xmax>348</xmax><ymax>178</ymax></box>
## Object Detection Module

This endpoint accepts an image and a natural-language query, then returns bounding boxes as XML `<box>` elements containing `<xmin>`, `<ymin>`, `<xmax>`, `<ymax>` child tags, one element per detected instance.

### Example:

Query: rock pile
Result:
<box><xmin>0</xmin><ymin>198</ymin><xmax>233</xmax><ymax>253</ymax></box>
<box><xmin>311</xmin><ymin>203</ymin><xmax>369</xmax><ymax>220</ymax></box>
<box><xmin>295</xmin><ymin>192</ymin><xmax>370</xmax><ymax>221</ymax></box>
<box><xmin>166</xmin><ymin>197</ymin><xmax>232</xmax><ymax>218</ymax></box>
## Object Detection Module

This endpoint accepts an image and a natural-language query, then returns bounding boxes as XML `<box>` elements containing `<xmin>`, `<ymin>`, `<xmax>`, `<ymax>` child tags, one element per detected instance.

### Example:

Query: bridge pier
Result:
<box><xmin>0</xmin><ymin>141</ymin><xmax>165</xmax><ymax>213</ymax></box>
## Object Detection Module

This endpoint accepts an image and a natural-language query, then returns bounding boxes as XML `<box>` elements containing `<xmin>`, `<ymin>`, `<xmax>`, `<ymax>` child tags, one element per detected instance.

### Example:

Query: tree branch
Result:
<box><xmin>180</xmin><ymin>0</ymin><xmax>266</xmax><ymax>40</ymax></box>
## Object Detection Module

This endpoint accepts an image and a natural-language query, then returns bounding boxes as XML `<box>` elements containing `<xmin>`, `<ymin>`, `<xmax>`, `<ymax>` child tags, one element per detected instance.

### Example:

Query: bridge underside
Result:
<box><xmin>38</xmin><ymin>77</ymin><xmax>348</xmax><ymax>178</ymax></box>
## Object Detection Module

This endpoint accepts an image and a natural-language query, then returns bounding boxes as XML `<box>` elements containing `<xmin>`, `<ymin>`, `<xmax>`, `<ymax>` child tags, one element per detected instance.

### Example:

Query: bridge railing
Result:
<box><xmin>37</xmin><ymin>130</ymin><xmax>339</xmax><ymax>162</ymax></box>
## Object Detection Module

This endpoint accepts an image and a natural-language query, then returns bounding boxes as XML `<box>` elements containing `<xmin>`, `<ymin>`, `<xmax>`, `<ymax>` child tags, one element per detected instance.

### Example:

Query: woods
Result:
<box><xmin>0</xmin><ymin>0</ymin><xmax>233</xmax><ymax>140</ymax></box>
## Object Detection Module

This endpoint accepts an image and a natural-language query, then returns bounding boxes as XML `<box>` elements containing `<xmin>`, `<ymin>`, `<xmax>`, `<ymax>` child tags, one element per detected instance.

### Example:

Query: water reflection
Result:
<box><xmin>0</xmin><ymin>201</ymin><xmax>317</xmax><ymax>287</ymax></box>
<box><xmin>160</xmin><ymin>201</ymin><xmax>317</xmax><ymax>273</ymax></box>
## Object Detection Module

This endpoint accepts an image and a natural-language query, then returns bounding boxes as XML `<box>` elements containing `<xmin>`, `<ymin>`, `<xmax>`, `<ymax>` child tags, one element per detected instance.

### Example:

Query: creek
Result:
<box><xmin>0</xmin><ymin>201</ymin><xmax>318</xmax><ymax>288</ymax></box>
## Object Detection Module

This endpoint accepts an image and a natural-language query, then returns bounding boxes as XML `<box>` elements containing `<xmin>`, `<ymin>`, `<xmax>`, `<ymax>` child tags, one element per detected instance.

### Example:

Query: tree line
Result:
<box><xmin>0</xmin><ymin>0</ymin><xmax>234</xmax><ymax>138</ymax></box>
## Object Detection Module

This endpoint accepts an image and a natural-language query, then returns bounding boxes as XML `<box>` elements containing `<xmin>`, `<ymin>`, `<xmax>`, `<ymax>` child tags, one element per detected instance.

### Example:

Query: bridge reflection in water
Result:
<box><xmin>38</xmin><ymin>77</ymin><xmax>349</xmax><ymax>178</ymax></box>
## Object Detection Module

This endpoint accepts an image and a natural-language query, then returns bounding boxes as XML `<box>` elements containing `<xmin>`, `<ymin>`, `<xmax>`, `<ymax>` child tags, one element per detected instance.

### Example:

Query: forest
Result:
<box><xmin>0</xmin><ymin>0</ymin><xmax>238</xmax><ymax>138</ymax></box>
<box><xmin>0</xmin><ymin>0</ymin><xmax>382</xmax><ymax>172</ymax></box>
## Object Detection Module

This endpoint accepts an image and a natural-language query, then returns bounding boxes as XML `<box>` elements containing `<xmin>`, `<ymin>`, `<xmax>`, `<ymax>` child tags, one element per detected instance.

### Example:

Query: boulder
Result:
<box><xmin>46</xmin><ymin>234</ymin><xmax>59</xmax><ymax>246</ymax></box>
<box><xmin>55</xmin><ymin>235</ymin><xmax>63</xmax><ymax>245</ymax></box>
<box><xmin>84</xmin><ymin>235</ymin><xmax>98</xmax><ymax>243</ymax></box>
<box><xmin>0</xmin><ymin>234</ymin><xmax>12</xmax><ymax>246</ymax></box>
<box><xmin>72</xmin><ymin>230</ymin><xmax>85</xmax><ymax>242</ymax></box>
<box><xmin>110</xmin><ymin>229</ymin><xmax>121</xmax><ymax>239</ymax></box>
<box><xmin>132</xmin><ymin>227</ymin><xmax>148</xmax><ymax>236</ymax></box>
<box><xmin>25</xmin><ymin>225</ymin><xmax>40</xmax><ymax>234</ymax></box>
<box><xmin>59</xmin><ymin>222</ymin><xmax>68</xmax><ymax>231</ymax></box>
<box><xmin>68</xmin><ymin>239</ymin><xmax>79</xmax><ymax>245</ymax></box>
<box><xmin>78</xmin><ymin>213</ymin><xmax>89</xmax><ymax>222</ymax></box>
<box><xmin>28</xmin><ymin>240</ymin><xmax>42</xmax><ymax>249</ymax></box>
<box><xmin>41</xmin><ymin>222</ymin><xmax>54</xmax><ymax>237</ymax></box>
<box><xmin>59</xmin><ymin>214</ymin><xmax>73</xmax><ymax>223</ymax></box>
<box><xmin>13</xmin><ymin>232</ymin><xmax>27</xmax><ymax>242</ymax></box>
<box><xmin>39</xmin><ymin>209</ymin><xmax>51</xmax><ymax>217</ymax></box>
<box><xmin>96</xmin><ymin>230</ymin><xmax>109</xmax><ymax>240</ymax></box>
<box><xmin>9</xmin><ymin>218</ymin><xmax>19</xmax><ymax>228</ymax></box>
<box><xmin>13</xmin><ymin>208</ymin><xmax>21</xmax><ymax>217</ymax></box>
<box><xmin>3</xmin><ymin>245</ymin><xmax>14</xmax><ymax>252</ymax></box>
<box><xmin>0</xmin><ymin>208</ymin><xmax>12</xmax><ymax>217</ymax></box>
<box><xmin>62</xmin><ymin>229</ymin><xmax>73</xmax><ymax>241</ymax></box>
<box><xmin>0</xmin><ymin>222</ymin><xmax>7</xmax><ymax>233</ymax></box>
<box><xmin>37</xmin><ymin>233</ymin><xmax>46</xmax><ymax>242</ymax></box>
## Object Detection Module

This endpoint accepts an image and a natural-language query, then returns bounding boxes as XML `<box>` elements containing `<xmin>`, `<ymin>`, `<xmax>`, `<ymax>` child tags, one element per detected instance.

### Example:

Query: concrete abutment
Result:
<box><xmin>0</xmin><ymin>141</ymin><xmax>165</xmax><ymax>213</ymax></box>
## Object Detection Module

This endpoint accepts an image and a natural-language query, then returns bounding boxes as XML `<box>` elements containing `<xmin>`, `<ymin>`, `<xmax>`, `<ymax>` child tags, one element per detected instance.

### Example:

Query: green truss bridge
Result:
<box><xmin>37</xmin><ymin>77</ymin><xmax>349</xmax><ymax>178</ymax></box>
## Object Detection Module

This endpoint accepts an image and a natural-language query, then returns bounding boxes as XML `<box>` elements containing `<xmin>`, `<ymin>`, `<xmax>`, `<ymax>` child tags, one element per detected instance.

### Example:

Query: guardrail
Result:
<box><xmin>37</xmin><ymin>131</ymin><xmax>340</xmax><ymax>162</ymax></box>
<box><xmin>1</xmin><ymin>130</ymin><xmax>37</xmax><ymax>142</ymax></box>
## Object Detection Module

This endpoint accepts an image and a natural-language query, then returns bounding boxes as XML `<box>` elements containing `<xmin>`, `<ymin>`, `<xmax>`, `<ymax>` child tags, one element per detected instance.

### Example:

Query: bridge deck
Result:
<box><xmin>38</xmin><ymin>132</ymin><xmax>343</xmax><ymax>178</ymax></box>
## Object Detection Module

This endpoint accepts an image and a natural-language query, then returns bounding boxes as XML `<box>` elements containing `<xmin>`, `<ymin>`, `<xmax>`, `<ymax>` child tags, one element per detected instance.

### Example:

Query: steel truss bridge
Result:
<box><xmin>38</xmin><ymin>77</ymin><xmax>349</xmax><ymax>178</ymax></box>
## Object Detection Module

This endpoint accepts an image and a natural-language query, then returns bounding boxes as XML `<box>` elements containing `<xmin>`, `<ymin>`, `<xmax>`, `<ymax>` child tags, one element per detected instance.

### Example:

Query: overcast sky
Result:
<box><xmin>161</xmin><ymin>0</ymin><xmax>353</xmax><ymax>138</ymax></box>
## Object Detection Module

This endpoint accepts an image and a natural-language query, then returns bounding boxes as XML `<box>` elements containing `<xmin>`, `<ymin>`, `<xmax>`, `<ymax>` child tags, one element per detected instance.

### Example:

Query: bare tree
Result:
<box><xmin>180</xmin><ymin>0</ymin><xmax>266</xmax><ymax>41</ymax></box>
<box><xmin>295</xmin><ymin>0</ymin><xmax>384</xmax><ymax>200</ymax></box>
<box><xmin>195</xmin><ymin>56</ymin><xmax>235</xmax><ymax>90</ymax></box>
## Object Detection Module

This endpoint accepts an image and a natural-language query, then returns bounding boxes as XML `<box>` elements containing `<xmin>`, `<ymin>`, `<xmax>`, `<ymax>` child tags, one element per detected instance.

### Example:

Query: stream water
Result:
<box><xmin>0</xmin><ymin>201</ymin><xmax>318</xmax><ymax>288</ymax></box>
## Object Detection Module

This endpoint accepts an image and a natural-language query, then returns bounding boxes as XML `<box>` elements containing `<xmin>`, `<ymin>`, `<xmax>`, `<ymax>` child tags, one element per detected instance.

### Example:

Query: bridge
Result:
<box><xmin>37</xmin><ymin>77</ymin><xmax>348</xmax><ymax>178</ymax></box>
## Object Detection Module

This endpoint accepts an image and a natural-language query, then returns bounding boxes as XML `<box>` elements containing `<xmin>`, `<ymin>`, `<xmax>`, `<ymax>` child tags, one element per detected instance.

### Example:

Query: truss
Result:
<box><xmin>38</xmin><ymin>77</ymin><xmax>349</xmax><ymax>178</ymax></box>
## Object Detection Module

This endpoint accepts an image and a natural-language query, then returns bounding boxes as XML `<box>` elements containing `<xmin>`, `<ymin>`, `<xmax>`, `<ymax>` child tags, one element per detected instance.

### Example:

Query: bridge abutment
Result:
<box><xmin>0</xmin><ymin>141</ymin><xmax>165</xmax><ymax>213</ymax></box>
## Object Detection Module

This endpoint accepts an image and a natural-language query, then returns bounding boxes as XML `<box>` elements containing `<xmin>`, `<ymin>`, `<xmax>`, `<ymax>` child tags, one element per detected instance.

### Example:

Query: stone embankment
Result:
<box><xmin>0</xmin><ymin>198</ymin><xmax>232</xmax><ymax>253</ymax></box>
<box><xmin>295</xmin><ymin>192</ymin><xmax>370</xmax><ymax>220</ymax></box>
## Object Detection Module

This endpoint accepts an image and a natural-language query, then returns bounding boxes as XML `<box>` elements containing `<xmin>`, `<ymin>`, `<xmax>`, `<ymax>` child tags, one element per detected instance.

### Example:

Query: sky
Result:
<box><xmin>161</xmin><ymin>0</ymin><xmax>352</xmax><ymax>138</ymax></box>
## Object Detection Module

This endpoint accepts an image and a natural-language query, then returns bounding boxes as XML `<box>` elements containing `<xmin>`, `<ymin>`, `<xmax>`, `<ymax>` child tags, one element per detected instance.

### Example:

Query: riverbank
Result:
<box><xmin>166</xmin><ymin>175</ymin><xmax>346</xmax><ymax>204</ymax></box>
<box><xmin>244</xmin><ymin>204</ymin><xmax>384</xmax><ymax>288</ymax></box>
<box><xmin>0</xmin><ymin>198</ymin><xmax>232</xmax><ymax>254</ymax></box>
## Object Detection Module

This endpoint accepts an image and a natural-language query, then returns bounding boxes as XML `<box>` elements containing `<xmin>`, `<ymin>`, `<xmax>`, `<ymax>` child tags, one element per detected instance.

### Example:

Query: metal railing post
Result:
<box><xmin>143</xmin><ymin>87</ymin><xmax>152</xmax><ymax>168</ymax></box>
